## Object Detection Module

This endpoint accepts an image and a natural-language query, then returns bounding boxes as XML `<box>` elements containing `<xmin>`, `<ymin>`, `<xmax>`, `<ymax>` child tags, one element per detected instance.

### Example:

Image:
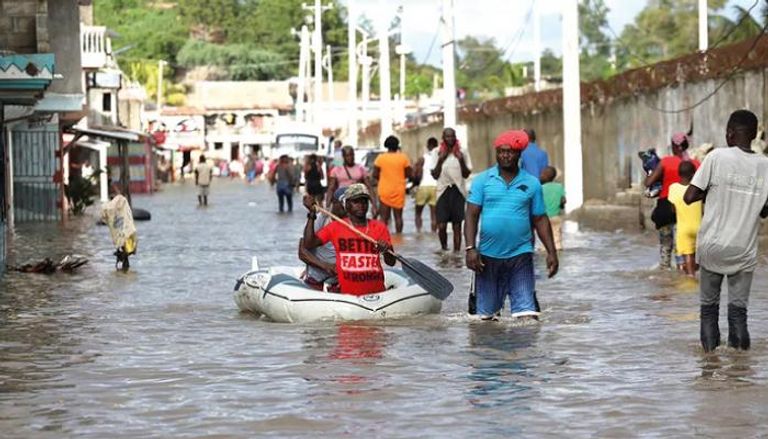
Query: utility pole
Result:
<box><xmin>360</xmin><ymin>35</ymin><xmax>371</xmax><ymax>130</ymax></box>
<box><xmin>347</xmin><ymin>0</ymin><xmax>358</xmax><ymax>145</ymax></box>
<box><xmin>399</xmin><ymin>49</ymin><xmax>405</xmax><ymax>100</ymax></box>
<box><xmin>303</xmin><ymin>0</ymin><xmax>332</xmax><ymax>125</ymax></box>
<box><xmin>326</xmin><ymin>45</ymin><xmax>334</xmax><ymax>104</ymax></box>
<box><xmin>441</xmin><ymin>0</ymin><xmax>457</xmax><ymax>128</ymax></box>
<box><xmin>295</xmin><ymin>25</ymin><xmax>310</xmax><ymax>122</ymax></box>
<box><xmin>698</xmin><ymin>0</ymin><xmax>708</xmax><ymax>51</ymax></box>
<box><xmin>377</xmin><ymin>0</ymin><xmax>392</xmax><ymax>142</ymax></box>
<box><xmin>313</xmin><ymin>0</ymin><xmax>323</xmax><ymax>124</ymax></box>
<box><xmin>562</xmin><ymin>0</ymin><xmax>583</xmax><ymax>213</ymax></box>
<box><xmin>304</xmin><ymin>31</ymin><xmax>313</xmax><ymax>122</ymax></box>
<box><xmin>156</xmin><ymin>59</ymin><xmax>166</xmax><ymax>114</ymax></box>
<box><xmin>533</xmin><ymin>0</ymin><xmax>541</xmax><ymax>92</ymax></box>
<box><xmin>396</xmin><ymin>44</ymin><xmax>410</xmax><ymax>125</ymax></box>
<box><xmin>397</xmin><ymin>4</ymin><xmax>407</xmax><ymax>125</ymax></box>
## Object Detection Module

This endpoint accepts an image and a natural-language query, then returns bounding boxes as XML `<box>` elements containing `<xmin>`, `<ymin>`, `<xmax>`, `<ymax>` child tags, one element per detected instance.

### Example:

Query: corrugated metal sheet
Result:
<box><xmin>12</xmin><ymin>125</ymin><xmax>60</xmax><ymax>222</ymax></box>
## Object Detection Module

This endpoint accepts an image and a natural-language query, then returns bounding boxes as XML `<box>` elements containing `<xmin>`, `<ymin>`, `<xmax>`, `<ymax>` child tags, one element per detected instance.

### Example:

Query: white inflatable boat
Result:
<box><xmin>234</xmin><ymin>260</ymin><xmax>442</xmax><ymax>323</ymax></box>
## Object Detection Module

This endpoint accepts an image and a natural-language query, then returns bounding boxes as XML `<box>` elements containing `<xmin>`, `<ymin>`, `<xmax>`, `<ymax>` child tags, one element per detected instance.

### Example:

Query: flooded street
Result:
<box><xmin>3</xmin><ymin>180</ymin><xmax>768</xmax><ymax>437</ymax></box>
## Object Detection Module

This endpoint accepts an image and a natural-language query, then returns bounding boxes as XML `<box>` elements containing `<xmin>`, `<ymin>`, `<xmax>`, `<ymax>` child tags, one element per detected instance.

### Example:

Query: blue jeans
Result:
<box><xmin>276</xmin><ymin>183</ymin><xmax>293</xmax><ymax>212</ymax></box>
<box><xmin>475</xmin><ymin>253</ymin><xmax>538</xmax><ymax>317</ymax></box>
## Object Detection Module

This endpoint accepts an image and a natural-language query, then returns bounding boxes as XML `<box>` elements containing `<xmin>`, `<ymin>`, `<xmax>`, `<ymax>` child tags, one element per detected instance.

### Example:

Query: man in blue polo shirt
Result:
<box><xmin>520</xmin><ymin>128</ymin><xmax>549</xmax><ymax>180</ymax></box>
<box><xmin>464</xmin><ymin>129</ymin><xmax>559</xmax><ymax>320</ymax></box>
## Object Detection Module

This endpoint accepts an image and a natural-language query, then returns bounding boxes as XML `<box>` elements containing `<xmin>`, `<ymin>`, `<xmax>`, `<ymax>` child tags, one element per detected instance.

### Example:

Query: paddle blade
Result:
<box><xmin>399</xmin><ymin>257</ymin><xmax>454</xmax><ymax>300</ymax></box>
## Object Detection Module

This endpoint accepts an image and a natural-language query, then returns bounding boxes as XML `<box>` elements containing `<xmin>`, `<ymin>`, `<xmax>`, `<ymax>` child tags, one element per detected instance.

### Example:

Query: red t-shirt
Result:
<box><xmin>660</xmin><ymin>156</ymin><xmax>700</xmax><ymax>199</ymax></box>
<box><xmin>316</xmin><ymin>219</ymin><xmax>392</xmax><ymax>296</ymax></box>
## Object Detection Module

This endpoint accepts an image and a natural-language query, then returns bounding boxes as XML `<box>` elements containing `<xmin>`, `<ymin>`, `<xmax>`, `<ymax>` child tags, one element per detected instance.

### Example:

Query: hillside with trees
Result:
<box><xmin>95</xmin><ymin>0</ymin><xmax>767</xmax><ymax>106</ymax></box>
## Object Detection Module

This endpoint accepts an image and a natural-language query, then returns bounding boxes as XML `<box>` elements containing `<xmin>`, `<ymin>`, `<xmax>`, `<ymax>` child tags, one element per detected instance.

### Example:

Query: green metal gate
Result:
<box><xmin>12</xmin><ymin>125</ymin><xmax>60</xmax><ymax>222</ymax></box>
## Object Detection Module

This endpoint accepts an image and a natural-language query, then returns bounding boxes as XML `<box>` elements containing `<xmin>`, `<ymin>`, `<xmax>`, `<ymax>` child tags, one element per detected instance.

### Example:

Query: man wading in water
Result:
<box><xmin>303</xmin><ymin>183</ymin><xmax>396</xmax><ymax>296</ymax></box>
<box><xmin>684</xmin><ymin>110</ymin><xmax>768</xmax><ymax>352</ymax></box>
<box><xmin>464</xmin><ymin>130</ymin><xmax>558</xmax><ymax>320</ymax></box>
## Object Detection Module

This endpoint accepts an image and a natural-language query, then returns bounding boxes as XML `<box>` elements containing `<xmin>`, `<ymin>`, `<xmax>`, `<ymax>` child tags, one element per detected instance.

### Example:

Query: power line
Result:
<box><xmin>500</xmin><ymin>0</ymin><xmax>536</xmax><ymax>62</ymax></box>
<box><xmin>461</xmin><ymin>0</ymin><xmax>535</xmax><ymax>72</ymax></box>
<box><xmin>643</xmin><ymin>22</ymin><xmax>768</xmax><ymax>114</ymax></box>
<box><xmin>607</xmin><ymin>0</ymin><xmax>762</xmax><ymax>71</ymax></box>
<box><xmin>709</xmin><ymin>0</ymin><xmax>761</xmax><ymax>50</ymax></box>
<box><xmin>603</xmin><ymin>1</ymin><xmax>767</xmax><ymax>114</ymax></box>
<box><xmin>420</xmin><ymin>18</ymin><xmax>441</xmax><ymax>65</ymax></box>
<box><xmin>127</xmin><ymin>48</ymin><xmax>356</xmax><ymax>71</ymax></box>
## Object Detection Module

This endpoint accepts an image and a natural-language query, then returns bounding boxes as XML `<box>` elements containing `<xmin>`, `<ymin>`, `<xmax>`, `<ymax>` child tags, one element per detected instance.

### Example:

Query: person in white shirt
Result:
<box><xmin>195</xmin><ymin>155</ymin><xmax>213</xmax><ymax>206</ymax></box>
<box><xmin>413</xmin><ymin>137</ymin><xmax>439</xmax><ymax>233</ymax></box>
<box><xmin>684</xmin><ymin>109</ymin><xmax>768</xmax><ymax>352</ymax></box>
<box><xmin>432</xmin><ymin>127</ymin><xmax>472</xmax><ymax>253</ymax></box>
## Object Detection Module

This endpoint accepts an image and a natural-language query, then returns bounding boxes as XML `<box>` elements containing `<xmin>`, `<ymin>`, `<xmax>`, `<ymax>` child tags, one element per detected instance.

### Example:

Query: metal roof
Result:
<box><xmin>67</xmin><ymin>125</ymin><xmax>148</xmax><ymax>142</ymax></box>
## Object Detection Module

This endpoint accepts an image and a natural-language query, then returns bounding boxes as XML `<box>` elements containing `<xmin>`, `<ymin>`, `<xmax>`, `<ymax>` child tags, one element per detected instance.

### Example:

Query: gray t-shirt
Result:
<box><xmin>306</xmin><ymin>214</ymin><xmax>337</xmax><ymax>283</ymax></box>
<box><xmin>691</xmin><ymin>147</ymin><xmax>768</xmax><ymax>274</ymax></box>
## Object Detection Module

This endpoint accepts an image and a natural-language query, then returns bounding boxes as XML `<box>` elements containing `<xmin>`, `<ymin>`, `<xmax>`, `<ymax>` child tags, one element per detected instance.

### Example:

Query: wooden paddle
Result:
<box><xmin>314</xmin><ymin>206</ymin><xmax>454</xmax><ymax>300</ymax></box>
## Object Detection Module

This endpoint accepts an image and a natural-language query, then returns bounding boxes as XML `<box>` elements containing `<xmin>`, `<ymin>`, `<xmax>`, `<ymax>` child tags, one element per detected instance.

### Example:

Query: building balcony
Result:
<box><xmin>81</xmin><ymin>25</ymin><xmax>111</xmax><ymax>70</ymax></box>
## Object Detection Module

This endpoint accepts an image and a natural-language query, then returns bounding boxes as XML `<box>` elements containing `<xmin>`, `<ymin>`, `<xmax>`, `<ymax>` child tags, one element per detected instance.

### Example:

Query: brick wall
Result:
<box><xmin>0</xmin><ymin>0</ymin><xmax>45</xmax><ymax>54</ymax></box>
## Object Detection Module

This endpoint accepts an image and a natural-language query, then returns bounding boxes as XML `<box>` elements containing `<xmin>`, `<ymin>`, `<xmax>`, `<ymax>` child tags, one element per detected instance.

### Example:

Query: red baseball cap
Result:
<box><xmin>493</xmin><ymin>130</ymin><xmax>529</xmax><ymax>150</ymax></box>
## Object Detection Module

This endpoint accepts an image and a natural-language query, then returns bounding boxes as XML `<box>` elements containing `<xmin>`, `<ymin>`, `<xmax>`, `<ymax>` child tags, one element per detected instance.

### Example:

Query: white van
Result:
<box><xmin>269</xmin><ymin>123</ymin><xmax>328</xmax><ymax>187</ymax></box>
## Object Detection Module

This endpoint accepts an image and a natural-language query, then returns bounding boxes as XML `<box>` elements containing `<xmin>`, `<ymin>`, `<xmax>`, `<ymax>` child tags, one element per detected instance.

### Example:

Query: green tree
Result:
<box><xmin>233</xmin><ymin>0</ymin><xmax>348</xmax><ymax>73</ymax></box>
<box><xmin>177</xmin><ymin>40</ymin><xmax>287</xmax><ymax>80</ymax></box>
<box><xmin>710</xmin><ymin>4</ymin><xmax>766</xmax><ymax>45</ymax></box>
<box><xmin>540</xmin><ymin>49</ymin><xmax>562</xmax><ymax>80</ymax></box>
<box><xmin>127</xmin><ymin>61</ymin><xmax>186</xmax><ymax>106</ymax></box>
<box><xmin>578</xmin><ymin>0</ymin><xmax>614</xmax><ymax>81</ymax></box>
<box><xmin>94</xmin><ymin>0</ymin><xmax>187</xmax><ymax>66</ymax></box>
<box><xmin>455</xmin><ymin>36</ymin><xmax>509</xmax><ymax>100</ymax></box>
<box><xmin>617</xmin><ymin>0</ymin><xmax>729</xmax><ymax>68</ymax></box>
<box><xmin>178</xmin><ymin>0</ymin><xmax>239</xmax><ymax>42</ymax></box>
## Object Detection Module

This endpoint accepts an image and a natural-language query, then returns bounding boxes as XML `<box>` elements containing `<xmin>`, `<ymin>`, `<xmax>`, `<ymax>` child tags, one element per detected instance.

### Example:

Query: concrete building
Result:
<box><xmin>1</xmin><ymin>1</ymin><xmax>149</xmax><ymax>275</ymax></box>
<box><xmin>1</xmin><ymin>0</ymin><xmax>87</xmax><ymax>274</ymax></box>
<box><xmin>75</xmin><ymin>17</ymin><xmax>150</xmax><ymax>202</ymax></box>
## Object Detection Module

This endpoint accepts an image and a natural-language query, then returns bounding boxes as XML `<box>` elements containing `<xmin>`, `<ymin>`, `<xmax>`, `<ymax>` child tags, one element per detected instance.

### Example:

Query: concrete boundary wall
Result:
<box><xmin>371</xmin><ymin>37</ymin><xmax>768</xmax><ymax>202</ymax></box>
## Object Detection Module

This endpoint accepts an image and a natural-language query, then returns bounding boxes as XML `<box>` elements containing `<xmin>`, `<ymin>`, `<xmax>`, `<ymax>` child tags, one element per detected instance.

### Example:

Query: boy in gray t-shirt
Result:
<box><xmin>684</xmin><ymin>110</ymin><xmax>768</xmax><ymax>352</ymax></box>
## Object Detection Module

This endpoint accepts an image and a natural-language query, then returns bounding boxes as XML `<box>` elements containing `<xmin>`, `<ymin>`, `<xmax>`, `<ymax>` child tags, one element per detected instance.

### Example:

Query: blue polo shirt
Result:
<box><xmin>467</xmin><ymin>166</ymin><xmax>546</xmax><ymax>258</ymax></box>
<box><xmin>520</xmin><ymin>142</ymin><xmax>549</xmax><ymax>180</ymax></box>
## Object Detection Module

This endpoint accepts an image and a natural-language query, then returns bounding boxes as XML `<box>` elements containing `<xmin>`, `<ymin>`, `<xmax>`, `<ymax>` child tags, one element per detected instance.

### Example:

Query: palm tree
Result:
<box><xmin>711</xmin><ymin>4</ymin><xmax>766</xmax><ymax>47</ymax></box>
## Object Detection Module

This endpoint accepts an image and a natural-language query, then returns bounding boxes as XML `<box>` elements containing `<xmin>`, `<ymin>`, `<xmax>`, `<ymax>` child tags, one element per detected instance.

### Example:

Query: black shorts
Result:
<box><xmin>436</xmin><ymin>185</ymin><xmax>465</xmax><ymax>224</ymax></box>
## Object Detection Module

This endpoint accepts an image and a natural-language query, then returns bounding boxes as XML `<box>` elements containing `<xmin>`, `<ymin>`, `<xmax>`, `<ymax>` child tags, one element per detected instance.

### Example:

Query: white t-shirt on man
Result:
<box><xmin>691</xmin><ymin>146</ymin><xmax>768</xmax><ymax>274</ymax></box>
<box><xmin>420</xmin><ymin>148</ymin><xmax>438</xmax><ymax>187</ymax></box>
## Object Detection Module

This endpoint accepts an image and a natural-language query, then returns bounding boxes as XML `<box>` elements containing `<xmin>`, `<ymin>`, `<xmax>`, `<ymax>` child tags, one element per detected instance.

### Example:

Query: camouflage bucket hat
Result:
<box><xmin>342</xmin><ymin>183</ymin><xmax>370</xmax><ymax>202</ymax></box>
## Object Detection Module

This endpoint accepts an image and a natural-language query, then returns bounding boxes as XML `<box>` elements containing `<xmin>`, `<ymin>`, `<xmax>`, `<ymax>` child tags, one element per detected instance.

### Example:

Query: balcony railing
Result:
<box><xmin>81</xmin><ymin>25</ymin><xmax>111</xmax><ymax>69</ymax></box>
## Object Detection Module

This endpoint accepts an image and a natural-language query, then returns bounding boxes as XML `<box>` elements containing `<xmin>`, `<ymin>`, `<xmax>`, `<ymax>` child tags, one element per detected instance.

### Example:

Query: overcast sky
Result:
<box><xmin>340</xmin><ymin>0</ymin><xmax>763</xmax><ymax>66</ymax></box>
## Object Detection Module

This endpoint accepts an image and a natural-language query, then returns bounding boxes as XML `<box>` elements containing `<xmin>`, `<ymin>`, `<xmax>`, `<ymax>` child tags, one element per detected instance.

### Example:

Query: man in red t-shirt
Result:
<box><xmin>303</xmin><ymin>183</ymin><xmax>396</xmax><ymax>295</ymax></box>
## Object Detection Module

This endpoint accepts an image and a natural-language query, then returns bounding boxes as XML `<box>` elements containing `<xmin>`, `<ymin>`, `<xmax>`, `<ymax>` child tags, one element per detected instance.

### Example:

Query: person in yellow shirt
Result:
<box><xmin>373</xmin><ymin>135</ymin><xmax>412</xmax><ymax>233</ymax></box>
<box><xmin>667</xmin><ymin>161</ymin><xmax>702</xmax><ymax>276</ymax></box>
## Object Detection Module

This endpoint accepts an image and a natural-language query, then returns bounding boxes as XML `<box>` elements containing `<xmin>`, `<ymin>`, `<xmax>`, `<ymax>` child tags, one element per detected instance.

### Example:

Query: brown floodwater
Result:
<box><xmin>2</xmin><ymin>179</ymin><xmax>768</xmax><ymax>438</ymax></box>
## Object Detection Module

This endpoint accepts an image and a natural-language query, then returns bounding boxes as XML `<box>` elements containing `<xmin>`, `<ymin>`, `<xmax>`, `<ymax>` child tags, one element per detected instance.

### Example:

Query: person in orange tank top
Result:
<box><xmin>372</xmin><ymin>136</ymin><xmax>412</xmax><ymax>233</ymax></box>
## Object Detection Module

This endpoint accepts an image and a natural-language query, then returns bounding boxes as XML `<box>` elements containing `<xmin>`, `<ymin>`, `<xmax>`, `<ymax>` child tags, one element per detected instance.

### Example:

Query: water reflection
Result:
<box><xmin>328</xmin><ymin>324</ymin><xmax>386</xmax><ymax>361</ymax></box>
<box><xmin>466</xmin><ymin>322</ymin><xmax>540</xmax><ymax>410</ymax></box>
<box><xmin>2</xmin><ymin>181</ymin><xmax>768</xmax><ymax>437</ymax></box>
